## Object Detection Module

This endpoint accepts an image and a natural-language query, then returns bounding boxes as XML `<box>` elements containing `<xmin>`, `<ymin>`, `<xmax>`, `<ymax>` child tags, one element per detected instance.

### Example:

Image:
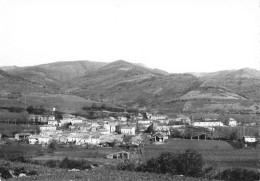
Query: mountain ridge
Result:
<box><xmin>1</xmin><ymin>60</ymin><xmax>260</xmax><ymax>114</ymax></box>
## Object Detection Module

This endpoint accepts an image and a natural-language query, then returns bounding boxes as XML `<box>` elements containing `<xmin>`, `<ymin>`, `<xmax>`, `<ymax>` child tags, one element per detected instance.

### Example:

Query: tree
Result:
<box><xmin>48</xmin><ymin>140</ymin><xmax>59</xmax><ymax>153</ymax></box>
<box><xmin>177</xmin><ymin>149</ymin><xmax>204</xmax><ymax>177</ymax></box>
<box><xmin>146</xmin><ymin>125</ymin><xmax>154</xmax><ymax>134</ymax></box>
<box><xmin>229</xmin><ymin>131</ymin><xmax>239</xmax><ymax>140</ymax></box>
<box><xmin>26</xmin><ymin>106</ymin><xmax>34</xmax><ymax>114</ymax></box>
<box><xmin>135</xmin><ymin>149</ymin><xmax>204</xmax><ymax>177</ymax></box>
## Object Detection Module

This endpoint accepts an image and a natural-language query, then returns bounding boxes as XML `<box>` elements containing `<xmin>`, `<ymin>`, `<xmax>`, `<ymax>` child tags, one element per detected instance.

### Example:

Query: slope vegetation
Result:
<box><xmin>70</xmin><ymin>60</ymin><xmax>202</xmax><ymax>109</ymax></box>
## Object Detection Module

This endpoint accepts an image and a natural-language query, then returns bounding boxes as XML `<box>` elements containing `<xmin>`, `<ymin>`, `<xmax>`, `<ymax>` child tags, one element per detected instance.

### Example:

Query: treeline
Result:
<box><xmin>82</xmin><ymin>103</ymin><xmax>125</xmax><ymax>112</ymax></box>
<box><xmin>0</xmin><ymin>106</ymin><xmax>25</xmax><ymax>113</ymax></box>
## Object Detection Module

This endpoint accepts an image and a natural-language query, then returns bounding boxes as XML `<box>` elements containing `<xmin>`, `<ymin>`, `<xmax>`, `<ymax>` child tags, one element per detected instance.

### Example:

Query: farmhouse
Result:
<box><xmin>48</xmin><ymin>120</ymin><xmax>59</xmax><ymax>126</ymax></box>
<box><xmin>120</xmin><ymin>126</ymin><xmax>135</xmax><ymax>135</ymax></box>
<box><xmin>103</xmin><ymin>122</ymin><xmax>117</xmax><ymax>133</ymax></box>
<box><xmin>39</xmin><ymin>125</ymin><xmax>57</xmax><ymax>132</ymax></box>
<box><xmin>28</xmin><ymin>135</ymin><xmax>52</xmax><ymax>145</ymax></box>
<box><xmin>15</xmin><ymin>133</ymin><xmax>31</xmax><ymax>141</ymax></box>
<box><xmin>228</xmin><ymin>118</ymin><xmax>237</xmax><ymax>127</ymax></box>
<box><xmin>176</xmin><ymin>115</ymin><xmax>191</xmax><ymax>123</ymax></box>
<box><xmin>118</xmin><ymin>116</ymin><xmax>127</xmax><ymax>122</ymax></box>
<box><xmin>149</xmin><ymin>114</ymin><xmax>168</xmax><ymax>120</ymax></box>
<box><xmin>193</xmin><ymin>121</ymin><xmax>224</xmax><ymax>127</ymax></box>
<box><xmin>106</xmin><ymin>151</ymin><xmax>130</xmax><ymax>159</ymax></box>
<box><xmin>151</xmin><ymin>133</ymin><xmax>168</xmax><ymax>142</ymax></box>
<box><xmin>138</xmin><ymin>120</ymin><xmax>152</xmax><ymax>124</ymax></box>
<box><xmin>29</xmin><ymin>114</ymin><xmax>49</xmax><ymax>123</ymax></box>
<box><xmin>243</xmin><ymin>136</ymin><xmax>257</xmax><ymax>143</ymax></box>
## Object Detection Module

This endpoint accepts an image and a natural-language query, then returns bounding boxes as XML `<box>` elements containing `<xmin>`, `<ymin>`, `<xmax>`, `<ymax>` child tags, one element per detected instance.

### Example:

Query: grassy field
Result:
<box><xmin>143</xmin><ymin>139</ymin><xmax>259</xmax><ymax>170</ymax></box>
<box><xmin>11</xmin><ymin>168</ymin><xmax>205</xmax><ymax>181</ymax></box>
<box><xmin>0</xmin><ymin>93</ymin><xmax>100</xmax><ymax>113</ymax></box>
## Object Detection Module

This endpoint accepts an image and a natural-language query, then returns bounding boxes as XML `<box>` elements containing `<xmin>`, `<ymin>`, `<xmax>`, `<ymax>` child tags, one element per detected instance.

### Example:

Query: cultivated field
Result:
<box><xmin>143</xmin><ymin>139</ymin><xmax>259</xmax><ymax>170</ymax></box>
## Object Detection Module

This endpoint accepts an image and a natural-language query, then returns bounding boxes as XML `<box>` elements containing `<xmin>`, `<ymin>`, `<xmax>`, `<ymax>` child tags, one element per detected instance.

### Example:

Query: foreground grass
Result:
<box><xmin>11</xmin><ymin>168</ymin><xmax>209</xmax><ymax>181</ymax></box>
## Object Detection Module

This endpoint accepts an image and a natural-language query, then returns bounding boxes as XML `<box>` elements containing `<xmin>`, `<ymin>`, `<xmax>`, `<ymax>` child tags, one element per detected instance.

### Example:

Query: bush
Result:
<box><xmin>119</xmin><ymin>149</ymin><xmax>205</xmax><ymax>177</ymax></box>
<box><xmin>59</xmin><ymin>157</ymin><xmax>92</xmax><ymax>170</ymax></box>
<box><xmin>45</xmin><ymin>160</ymin><xmax>61</xmax><ymax>168</ymax></box>
<box><xmin>215</xmin><ymin>168</ymin><xmax>260</xmax><ymax>181</ymax></box>
<box><xmin>13</xmin><ymin>167</ymin><xmax>26</xmax><ymax>176</ymax></box>
<box><xmin>0</xmin><ymin>166</ymin><xmax>12</xmax><ymax>179</ymax></box>
<box><xmin>27</xmin><ymin>170</ymin><xmax>38</xmax><ymax>176</ymax></box>
<box><xmin>176</xmin><ymin>149</ymin><xmax>204</xmax><ymax>177</ymax></box>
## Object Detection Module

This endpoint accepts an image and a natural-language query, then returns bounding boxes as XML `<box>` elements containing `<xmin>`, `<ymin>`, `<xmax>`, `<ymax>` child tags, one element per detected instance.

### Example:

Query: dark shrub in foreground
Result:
<box><xmin>59</xmin><ymin>157</ymin><xmax>92</xmax><ymax>170</ymax></box>
<box><xmin>0</xmin><ymin>166</ymin><xmax>12</xmax><ymax>179</ymax></box>
<box><xmin>215</xmin><ymin>168</ymin><xmax>260</xmax><ymax>181</ymax></box>
<box><xmin>118</xmin><ymin>149</ymin><xmax>204</xmax><ymax>177</ymax></box>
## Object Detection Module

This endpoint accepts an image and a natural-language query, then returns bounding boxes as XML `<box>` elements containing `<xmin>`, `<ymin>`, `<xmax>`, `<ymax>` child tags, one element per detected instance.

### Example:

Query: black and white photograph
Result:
<box><xmin>0</xmin><ymin>0</ymin><xmax>259</xmax><ymax>180</ymax></box>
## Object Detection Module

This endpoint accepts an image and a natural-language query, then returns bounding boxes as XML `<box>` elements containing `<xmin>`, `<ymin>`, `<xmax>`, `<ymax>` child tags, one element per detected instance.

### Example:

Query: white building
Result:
<box><xmin>118</xmin><ymin>116</ymin><xmax>127</xmax><ymax>122</ymax></box>
<box><xmin>150</xmin><ymin>114</ymin><xmax>168</xmax><ymax>120</ymax></box>
<box><xmin>138</xmin><ymin>120</ymin><xmax>152</xmax><ymax>124</ymax></box>
<box><xmin>243</xmin><ymin>136</ymin><xmax>257</xmax><ymax>143</ymax></box>
<box><xmin>28</xmin><ymin>135</ymin><xmax>52</xmax><ymax>145</ymax></box>
<box><xmin>103</xmin><ymin>122</ymin><xmax>117</xmax><ymax>133</ymax></box>
<box><xmin>228</xmin><ymin>118</ymin><xmax>237</xmax><ymax>127</ymax></box>
<box><xmin>70</xmin><ymin>118</ymin><xmax>83</xmax><ymax>125</ymax></box>
<box><xmin>120</xmin><ymin>126</ymin><xmax>135</xmax><ymax>135</ymax></box>
<box><xmin>48</xmin><ymin>120</ymin><xmax>59</xmax><ymax>126</ymax></box>
<box><xmin>193</xmin><ymin>121</ymin><xmax>224</xmax><ymax>127</ymax></box>
<box><xmin>39</xmin><ymin>125</ymin><xmax>57</xmax><ymax>132</ymax></box>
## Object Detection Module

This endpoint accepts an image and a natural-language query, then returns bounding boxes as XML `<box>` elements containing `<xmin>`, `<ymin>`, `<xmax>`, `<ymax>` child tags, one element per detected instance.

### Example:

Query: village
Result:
<box><xmin>10</xmin><ymin>107</ymin><xmax>259</xmax><ymax>152</ymax></box>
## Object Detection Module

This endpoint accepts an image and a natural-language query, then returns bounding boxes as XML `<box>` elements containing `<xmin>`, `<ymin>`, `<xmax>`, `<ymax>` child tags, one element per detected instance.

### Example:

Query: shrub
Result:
<box><xmin>13</xmin><ymin>167</ymin><xmax>26</xmax><ymax>176</ymax></box>
<box><xmin>27</xmin><ymin>170</ymin><xmax>38</xmax><ymax>176</ymax></box>
<box><xmin>215</xmin><ymin>168</ymin><xmax>260</xmax><ymax>181</ymax></box>
<box><xmin>0</xmin><ymin>166</ymin><xmax>12</xmax><ymax>179</ymax></box>
<box><xmin>119</xmin><ymin>149</ymin><xmax>205</xmax><ymax>177</ymax></box>
<box><xmin>59</xmin><ymin>157</ymin><xmax>92</xmax><ymax>170</ymax></box>
<box><xmin>176</xmin><ymin>149</ymin><xmax>204</xmax><ymax>177</ymax></box>
<box><xmin>45</xmin><ymin>160</ymin><xmax>61</xmax><ymax>168</ymax></box>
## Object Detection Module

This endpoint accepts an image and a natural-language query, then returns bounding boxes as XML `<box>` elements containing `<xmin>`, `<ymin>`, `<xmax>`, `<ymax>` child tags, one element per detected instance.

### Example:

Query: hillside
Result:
<box><xmin>0</xmin><ymin>66</ymin><xmax>19</xmax><ymax>71</ymax></box>
<box><xmin>7</xmin><ymin>61</ymin><xmax>108</xmax><ymax>88</ymax></box>
<box><xmin>199</xmin><ymin>68</ymin><xmax>260</xmax><ymax>100</ymax></box>
<box><xmin>0</xmin><ymin>69</ymin><xmax>46</xmax><ymax>96</ymax></box>
<box><xmin>70</xmin><ymin>60</ymin><xmax>202</xmax><ymax>109</ymax></box>
<box><xmin>1</xmin><ymin>60</ymin><xmax>260</xmax><ymax>116</ymax></box>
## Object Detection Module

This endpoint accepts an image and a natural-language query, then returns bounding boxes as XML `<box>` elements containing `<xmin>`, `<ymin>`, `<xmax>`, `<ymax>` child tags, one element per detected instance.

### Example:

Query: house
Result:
<box><xmin>137</xmin><ymin>113</ymin><xmax>144</xmax><ymax>120</ymax></box>
<box><xmin>48</xmin><ymin>120</ymin><xmax>59</xmax><ymax>126</ymax></box>
<box><xmin>28</xmin><ymin>135</ymin><xmax>52</xmax><ymax>145</ymax></box>
<box><xmin>106</xmin><ymin>151</ymin><xmax>130</xmax><ymax>159</ymax></box>
<box><xmin>103</xmin><ymin>122</ymin><xmax>117</xmax><ymax>133</ymax></box>
<box><xmin>118</xmin><ymin>116</ymin><xmax>127</xmax><ymax>122</ymax></box>
<box><xmin>243</xmin><ymin>136</ymin><xmax>257</xmax><ymax>143</ymax></box>
<box><xmin>39</xmin><ymin>125</ymin><xmax>57</xmax><ymax>132</ymax></box>
<box><xmin>98</xmin><ymin>128</ymin><xmax>110</xmax><ymax>135</ymax></box>
<box><xmin>151</xmin><ymin>133</ymin><xmax>168</xmax><ymax>142</ymax></box>
<box><xmin>29</xmin><ymin>114</ymin><xmax>49</xmax><ymax>123</ymax></box>
<box><xmin>150</xmin><ymin>114</ymin><xmax>168</xmax><ymax>120</ymax></box>
<box><xmin>176</xmin><ymin>115</ymin><xmax>191</xmax><ymax>123</ymax></box>
<box><xmin>15</xmin><ymin>133</ymin><xmax>31</xmax><ymax>141</ymax></box>
<box><xmin>70</xmin><ymin>118</ymin><xmax>83</xmax><ymax>125</ymax></box>
<box><xmin>228</xmin><ymin>118</ymin><xmax>237</xmax><ymax>127</ymax></box>
<box><xmin>138</xmin><ymin>120</ymin><xmax>152</xmax><ymax>124</ymax></box>
<box><xmin>120</xmin><ymin>126</ymin><xmax>135</xmax><ymax>135</ymax></box>
<box><xmin>193</xmin><ymin>121</ymin><xmax>224</xmax><ymax>127</ymax></box>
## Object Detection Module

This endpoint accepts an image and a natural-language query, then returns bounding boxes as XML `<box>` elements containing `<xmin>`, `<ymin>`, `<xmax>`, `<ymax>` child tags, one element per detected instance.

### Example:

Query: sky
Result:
<box><xmin>0</xmin><ymin>0</ymin><xmax>259</xmax><ymax>73</ymax></box>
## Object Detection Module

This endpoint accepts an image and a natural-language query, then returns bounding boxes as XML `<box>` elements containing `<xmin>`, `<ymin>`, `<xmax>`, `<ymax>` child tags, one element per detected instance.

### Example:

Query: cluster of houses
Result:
<box><xmin>13</xmin><ymin>112</ymin><xmax>259</xmax><ymax>146</ymax></box>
